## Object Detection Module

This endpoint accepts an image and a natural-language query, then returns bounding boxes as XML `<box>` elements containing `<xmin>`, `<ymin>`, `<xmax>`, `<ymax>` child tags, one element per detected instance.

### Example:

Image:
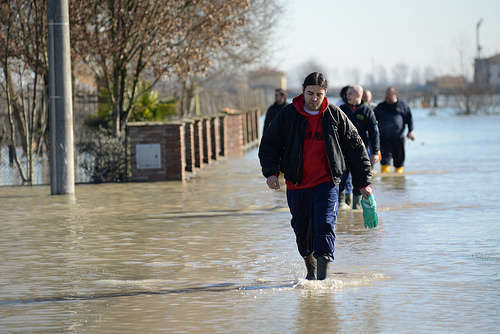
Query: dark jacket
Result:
<box><xmin>263</xmin><ymin>102</ymin><xmax>287</xmax><ymax>132</ymax></box>
<box><xmin>374</xmin><ymin>100</ymin><xmax>414</xmax><ymax>139</ymax></box>
<box><xmin>258</xmin><ymin>103</ymin><xmax>372</xmax><ymax>190</ymax></box>
<box><xmin>340</xmin><ymin>103</ymin><xmax>380</xmax><ymax>154</ymax></box>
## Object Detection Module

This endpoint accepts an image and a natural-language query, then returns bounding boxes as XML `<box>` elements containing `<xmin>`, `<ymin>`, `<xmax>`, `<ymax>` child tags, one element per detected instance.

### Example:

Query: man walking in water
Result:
<box><xmin>374</xmin><ymin>87</ymin><xmax>414</xmax><ymax>173</ymax></box>
<box><xmin>339</xmin><ymin>85</ymin><xmax>380</xmax><ymax>209</ymax></box>
<box><xmin>263</xmin><ymin>88</ymin><xmax>288</xmax><ymax>132</ymax></box>
<box><xmin>258</xmin><ymin>72</ymin><xmax>373</xmax><ymax>280</ymax></box>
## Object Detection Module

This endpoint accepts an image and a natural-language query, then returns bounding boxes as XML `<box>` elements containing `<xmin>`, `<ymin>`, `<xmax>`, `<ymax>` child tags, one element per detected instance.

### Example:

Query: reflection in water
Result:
<box><xmin>1</xmin><ymin>112</ymin><xmax>500</xmax><ymax>333</ymax></box>
<box><xmin>296</xmin><ymin>293</ymin><xmax>339</xmax><ymax>334</ymax></box>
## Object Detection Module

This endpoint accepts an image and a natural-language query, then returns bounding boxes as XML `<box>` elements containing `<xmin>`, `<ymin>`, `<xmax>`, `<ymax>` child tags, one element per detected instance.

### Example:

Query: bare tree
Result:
<box><xmin>177</xmin><ymin>0</ymin><xmax>283</xmax><ymax>117</ymax></box>
<box><xmin>343</xmin><ymin>67</ymin><xmax>361</xmax><ymax>85</ymax></box>
<box><xmin>293</xmin><ymin>59</ymin><xmax>329</xmax><ymax>89</ymax></box>
<box><xmin>392</xmin><ymin>63</ymin><xmax>409</xmax><ymax>86</ymax></box>
<box><xmin>423</xmin><ymin>66</ymin><xmax>436</xmax><ymax>83</ymax></box>
<box><xmin>410</xmin><ymin>66</ymin><xmax>422</xmax><ymax>86</ymax></box>
<box><xmin>70</xmin><ymin>0</ymin><xmax>250</xmax><ymax>136</ymax></box>
<box><xmin>375</xmin><ymin>65</ymin><xmax>388</xmax><ymax>86</ymax></box>
<box><xmin>0</xmin><ymin>0</ymin><xmax>49</xmax><ymax>184</ymax></box>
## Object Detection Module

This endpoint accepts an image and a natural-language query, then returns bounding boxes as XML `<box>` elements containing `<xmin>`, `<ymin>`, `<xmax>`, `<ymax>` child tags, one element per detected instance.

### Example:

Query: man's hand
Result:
<box><xmin>370</xmin><ymin>151</ymin><xmax>381</xmax><ymax>166</ymax></box>
<box><xmin>359</xmin><ymin>185</ymin><xmax>372</xmax><ymax>199</ymax></box>
<box><xmin>266</xmin><ymin>175</ymin><xmax>280</xmax><ymax>190</ymax></box>
<box><xmin>407</xmin><ymin>131</ymin><xmax>415</xmax><ymax>141</ymax></box>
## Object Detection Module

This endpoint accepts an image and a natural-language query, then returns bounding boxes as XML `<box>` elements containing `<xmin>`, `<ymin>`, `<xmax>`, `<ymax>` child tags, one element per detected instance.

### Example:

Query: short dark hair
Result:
<box><xmin>340</xmin><ymin>85</ymin><xmax>351</xmax><ymax>103</ymax></box>
<box><xmin>302</xmin><ymin>72</ymin><xmax>328</xmax><ymax>91</ymax></box>
<box><xmin>275</xmin><ymin>88</ymin><xmax>288</xmax><ymax>97</ymax></box>
<box><xmin>386</xmin><ymin>86</ymin><xmax>398</xmax><ymax>95</ymax></box>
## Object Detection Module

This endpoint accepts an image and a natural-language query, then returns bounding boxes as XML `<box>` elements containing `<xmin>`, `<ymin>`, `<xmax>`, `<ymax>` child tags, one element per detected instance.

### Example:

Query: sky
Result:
<box><xmin>269</xmin><ymin>0</ymin><xmax>500</xmax><ymax>88</ymax></box>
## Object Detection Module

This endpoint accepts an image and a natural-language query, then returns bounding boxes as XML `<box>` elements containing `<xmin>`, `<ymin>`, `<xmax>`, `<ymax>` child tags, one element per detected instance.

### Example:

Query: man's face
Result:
<box><xmin>385</xmin><ymin>89</ymin><xmax>397</xmax><ymax>104</ymax></box>
<box><xmin>303</xmin><ymin>85</ymin><xmax>326</xmax><ymax>111</ymax></box>
<box><xmin>274</xmin><ymin>91</ymin><xmax>286</xmax><ymax>104</ymax></box>
<box><xmin>347</xmin><ymin>88</ymin><xmax>361</xmax><ymax>105</ymax></box>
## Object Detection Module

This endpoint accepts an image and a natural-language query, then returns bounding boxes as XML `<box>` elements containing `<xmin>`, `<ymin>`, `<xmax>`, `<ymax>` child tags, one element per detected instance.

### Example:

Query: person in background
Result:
<box><xmin>263</xmin><ymin>88</ymin><xmax>288</xmax><ymax>132</ymax></box>
<box><xmin>339</xmin><ymin>85</ymin><xmax>380</xmax><ymax>209</ymax></box>
<box><xmin>259</xmin><ymin>72</ymin><xmax>373</xmax><ymax>280</ymax></box>
<box><xmin>362</xmin><ymin>89</ymin><xmax>376</xmax><ymax>109</ymax></box>
<box><xmin>335</xmin><ymin>85</ymin><xmax>351</xmax><ymax>106</ymax></box>
<box><xmin>374</xmin><ymin>87</ymin><xmax>414</xmax><ymax>173</ymax></box>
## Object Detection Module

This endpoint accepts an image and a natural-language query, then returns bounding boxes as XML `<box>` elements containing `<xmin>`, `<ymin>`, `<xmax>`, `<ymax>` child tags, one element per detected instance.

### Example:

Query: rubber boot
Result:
<box><xmin>381</xmin><ymin>164</ymin><xmax>390</xmax><ymax>173</ymax></box>
<box><xmin>338</xmin><ymin>191</ymin><xmax>350</xmax><ymax>210</ymax></box>
<box><xmin>395</xmin><ymin>166</ymin><xmax>404</xmax><ymax>173</ymax></box>
<box><xmin>304</xmin><ymin>254</ymin><xmax>317</xmax><ymax>280</ymax></box>
<box><xmin>317</xmin><ymin>257</ymin><xmax>329</xmax><ymax>280</ymax></box>
<box><xmin>352</xmin><ymin>194</ymin><xmax>362</xmax><ymax>210</ymax></box>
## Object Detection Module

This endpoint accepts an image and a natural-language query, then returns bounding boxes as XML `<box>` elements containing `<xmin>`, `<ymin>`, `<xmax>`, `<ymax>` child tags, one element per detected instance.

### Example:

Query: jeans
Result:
<box><xmin>286</xmin><ymin>182</ymin><xmax>338</xmax><ymax>261</ymax></box>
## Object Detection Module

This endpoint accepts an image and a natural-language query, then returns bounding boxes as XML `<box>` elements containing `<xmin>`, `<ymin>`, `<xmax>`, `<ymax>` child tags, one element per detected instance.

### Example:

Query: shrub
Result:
<box><xmin>78</xmin><ymin>127</ymin><xmax>127</xmax><ymax>183</ymax></box>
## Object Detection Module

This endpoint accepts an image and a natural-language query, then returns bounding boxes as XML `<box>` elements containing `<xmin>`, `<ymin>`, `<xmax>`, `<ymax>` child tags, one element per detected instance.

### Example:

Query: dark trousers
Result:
<box><xmin>380</xmin><ymin>136</ymin><xmax>405</xmax><ymax>167</ymax></box>
<box><xmin>286</xmin><ymin>182</ymin><xmax>338</xmax><ymax>261</ymax></box>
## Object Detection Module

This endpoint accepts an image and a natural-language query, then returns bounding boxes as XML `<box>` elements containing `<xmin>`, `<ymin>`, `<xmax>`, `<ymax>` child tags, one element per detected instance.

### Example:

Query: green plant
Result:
<box><xmin>85</xmin><ymin>81</ymin><xmax>177</xmax><ymax>129</ymax></box>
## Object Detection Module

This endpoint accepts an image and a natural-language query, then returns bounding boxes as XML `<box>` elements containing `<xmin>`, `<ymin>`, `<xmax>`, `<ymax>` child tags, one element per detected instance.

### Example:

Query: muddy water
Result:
<box><xmin>0</xmin><ymin>109</ymin><xmax>499</xmax><ymax>333</ymax></box>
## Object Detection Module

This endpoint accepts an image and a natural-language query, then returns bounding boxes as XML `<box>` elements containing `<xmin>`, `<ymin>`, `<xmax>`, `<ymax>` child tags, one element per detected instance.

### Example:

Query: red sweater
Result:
<box><xmin>286</xmin><ymin>95</ymin><xmax>333</xmax><ymax>190</ymax></box>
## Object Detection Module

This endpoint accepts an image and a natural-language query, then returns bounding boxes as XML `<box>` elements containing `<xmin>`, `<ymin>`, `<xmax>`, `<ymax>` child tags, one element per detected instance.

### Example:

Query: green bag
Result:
<box><xmin>361</xmin><ymin>194</ymin><xmax>378</xmax><ymax>229</ymax></box>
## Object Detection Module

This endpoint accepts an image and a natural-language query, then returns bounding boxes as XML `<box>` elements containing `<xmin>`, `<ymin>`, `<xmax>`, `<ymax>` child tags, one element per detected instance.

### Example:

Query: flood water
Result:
<box><xmin>0</xmin><ymin>108</ymin><xmax>499</xmax><ymax>333</ymax></box>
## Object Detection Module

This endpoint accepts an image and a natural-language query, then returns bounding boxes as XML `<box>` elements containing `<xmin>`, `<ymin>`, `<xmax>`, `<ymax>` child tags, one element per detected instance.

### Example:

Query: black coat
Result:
<box><xmin>374</xmin><ymin>100</ymin><xmax>414</xmax><ymax>139</ymax></box>
<box><xmin>340</xmin><ymin>103</ymin><xmax>380</xmax><ymax>154</ymax></box>
<box><xmin>263</xmin><ymin>102</ymin><xmax>287</xmax><ymax>132</ymax></box>
<box><xmin>258</xmin><ymin>103</ymin><xmax>372</xmax><ymax>190</ymax></box>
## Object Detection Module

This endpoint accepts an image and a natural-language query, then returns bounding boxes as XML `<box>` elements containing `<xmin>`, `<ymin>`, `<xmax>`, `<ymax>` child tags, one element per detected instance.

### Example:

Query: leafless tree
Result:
<box><xmin>392</xmin><ymin>63</ymin><xmax>409</xmax><ymax>86</ymax></box>
<box><xmin>410</xmin><ymin>66</ymin><xmax>422</xmax><ymax>86</ymax></box>
<box><xmin>70</xmin><ymin>0</ymin><xmax>251</xmax><ymax>136</ymax></box>
<box><xmin>177</xmin><ymin>0</ymin><xmax>284</xmax><ymax>117</ymax></box>
<box><xmin>375</xmin><ymin>65</ymin><xmax>388</xmax><ymax>86</ymax></box>
<box><xmin>0</xmin><ymin>0</ymin><xmax>49</xmax><ymax>184</ymax></box>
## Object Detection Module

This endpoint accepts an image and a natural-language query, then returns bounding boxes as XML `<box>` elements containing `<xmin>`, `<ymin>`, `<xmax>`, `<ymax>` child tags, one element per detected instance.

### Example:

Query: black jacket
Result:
<box><xmin>374</xmin><ymin>100</ymin><xmax>414</xmax><ymax>139</ymax></box>
<box><xmin>340</xmin><ymin>103</ymin><xmax>380</xmax><ymax>154</ymax></box>
<box><xmin>258</xmin><ymin>103</ymin><xmax>372</xmax><ymax>190</ymax></box>
<box><xmin>263</xmin><ymin>102</ymin><xmax>287</xmax><ymax>132</ymax></box>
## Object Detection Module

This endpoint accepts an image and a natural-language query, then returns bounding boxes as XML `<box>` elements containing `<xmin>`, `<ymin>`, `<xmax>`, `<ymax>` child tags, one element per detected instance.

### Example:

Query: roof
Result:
<box><xmin>487</xmin><ymin>54</ymin><xmax>500</xmax><ymax>63</ymax></box>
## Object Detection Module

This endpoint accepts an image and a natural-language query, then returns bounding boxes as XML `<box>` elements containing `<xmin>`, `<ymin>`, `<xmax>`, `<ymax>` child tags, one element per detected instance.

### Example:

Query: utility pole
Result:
<box><xmin>47</xmin><ymin>0</ymin><xmax>75</xmax><ymax>195</ymax></box>
<box><xmin>476</xmin><ymin>18</ymin><xmax>483</xmax><ymax>59</ymax></box>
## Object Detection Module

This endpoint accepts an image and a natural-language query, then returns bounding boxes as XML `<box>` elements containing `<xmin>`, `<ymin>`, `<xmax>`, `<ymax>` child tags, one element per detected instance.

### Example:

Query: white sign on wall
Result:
<box><xmin>136</xmin><ymin>143</ymin><xmax>161</xmax><ymax>169</ymax></box>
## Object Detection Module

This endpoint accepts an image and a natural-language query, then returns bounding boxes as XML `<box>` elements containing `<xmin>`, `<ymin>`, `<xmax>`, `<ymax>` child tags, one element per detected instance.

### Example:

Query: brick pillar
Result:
<box><xmin>224</xmin><ymin>113</ymin><xmax>244</xmax><ymax>157</ymax></box>
<box><xmin>184</xmin><ymin>120</ymin><xmax>195</xmax><ymax>173</ymax></box>
<box><xmin>164</xmin><ymin>122</ymin><xmax>185</xmax><ymax>181</ymax></box>
<box><xmin>210</xmin><ymin>116</ymin><xmax>220</xmax><ymax>160</ymax></box>
<box><xmin>248</xmin><ymin>110</ymin><xmax>256</xmax><ymax>142</ymax></box>
<box><xmin>127</xmin><ymin>122</ymin><xmax>185</xmax><ymax>182</ymax></box>
<box><xmin>255</xmin><ymin>109</ymin><xmax>261</xmax><ymax>139</ymax></box>
<box><xmin>193</xmin><ymin>118</ymin><xmax>203</xmax><ymax>169</ymax></box>
<box><xmin>241</xmin><ymin>112</ymin><xmax>248</xmax><ymax>146</ymax></box>
<box><xmin>218</xmin><ymin>114</ymin><xmax>227</xmax><ymax>157</ymax></box>
<box><xmin>202</xmin><ymin>118</ymin><xmax>212</xmax><ymax>165</ymax></box>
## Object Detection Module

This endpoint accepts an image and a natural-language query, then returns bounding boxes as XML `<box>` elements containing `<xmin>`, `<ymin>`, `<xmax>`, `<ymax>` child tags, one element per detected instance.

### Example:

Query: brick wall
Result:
<box><xmin>127</xmin><ymin>110</ymin><xmax>260</xmax><ymax>182</ymax></box>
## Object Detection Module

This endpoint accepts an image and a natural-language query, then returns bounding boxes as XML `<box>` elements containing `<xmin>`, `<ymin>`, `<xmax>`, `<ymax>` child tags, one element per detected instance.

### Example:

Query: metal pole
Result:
<box><xmin>476</xmin><ymin>18</ymin><xmax>483</xmax><ymax>59</ymax></box>
<box><xmin>47</xmin><ymin>0</ymin><xmax>75</xmax><ymax>194</ymax></box>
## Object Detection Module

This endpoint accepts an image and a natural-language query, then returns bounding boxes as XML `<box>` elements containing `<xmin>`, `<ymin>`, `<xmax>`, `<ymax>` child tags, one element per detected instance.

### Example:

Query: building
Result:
<box><xmin>426</xmin><ymin>75</ymin><xmax>466</xmax><ymax>90</ymax></box>
<box><xmin>474</xmin><ymin>53</ymin><xmax>500</xmax><ymax>87</ymax></box>
<box><xmin>248</xmin><ymin>68</ymin><xmax>287</xmax><ymax>107</ymax></box>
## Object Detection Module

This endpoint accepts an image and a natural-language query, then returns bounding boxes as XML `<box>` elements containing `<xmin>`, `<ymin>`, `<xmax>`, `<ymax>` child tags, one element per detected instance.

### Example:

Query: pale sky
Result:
<box><xmin>270</xmin><ymin>0</ymin><xmax>500</xmax><ymax>88</ymax></box>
